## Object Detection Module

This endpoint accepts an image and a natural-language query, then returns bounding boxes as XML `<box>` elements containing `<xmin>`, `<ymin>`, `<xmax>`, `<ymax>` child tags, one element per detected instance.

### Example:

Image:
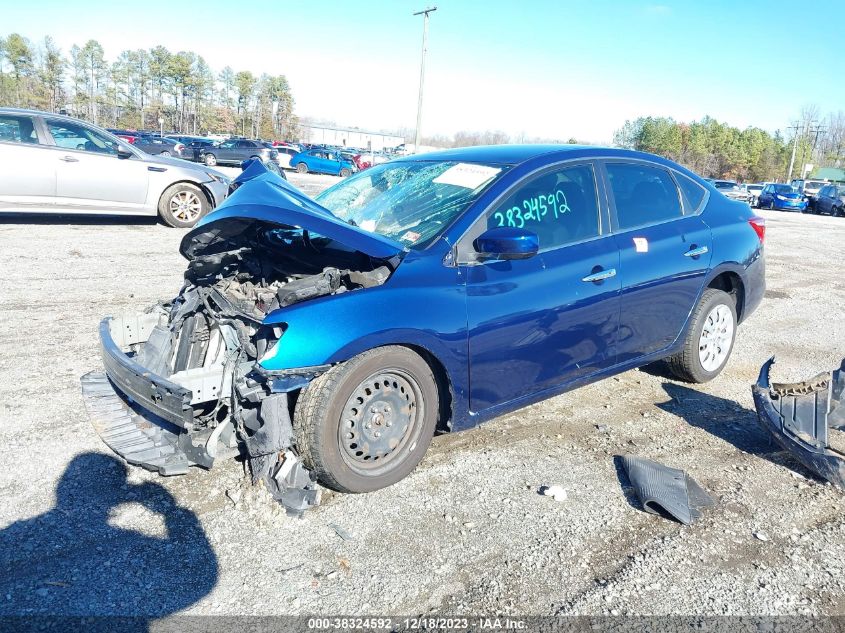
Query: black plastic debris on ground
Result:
<box><xmin>618</xmin><ymin>454</ymin><xmax>714</xmax><ymax>525</ymax></box>
<box><xmin>752</xmin><ymin>356</ymin><xmax>845</xmax><ymax>489</ymax></box>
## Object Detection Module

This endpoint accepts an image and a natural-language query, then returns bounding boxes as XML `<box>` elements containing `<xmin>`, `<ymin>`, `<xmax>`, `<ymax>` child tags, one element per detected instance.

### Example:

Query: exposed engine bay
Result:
<box><xmin>82</xmin><ymin>223</ymin><xmax>394</xmax><ymax>515</ymax></box>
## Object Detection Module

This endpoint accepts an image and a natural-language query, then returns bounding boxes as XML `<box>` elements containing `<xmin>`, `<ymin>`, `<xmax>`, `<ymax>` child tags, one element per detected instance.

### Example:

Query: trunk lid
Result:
<box><xmin>180</xmin><ymin>163</ymin><xmax>406</xmax><ymax>260</ymax></box>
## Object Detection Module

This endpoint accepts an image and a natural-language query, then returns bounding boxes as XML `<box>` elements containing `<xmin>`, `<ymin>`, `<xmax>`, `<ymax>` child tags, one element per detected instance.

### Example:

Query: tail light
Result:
<box><xmin>749</xmin><ymin>216</ymin><xmax>766</xmax><ymax>243</ymax></box>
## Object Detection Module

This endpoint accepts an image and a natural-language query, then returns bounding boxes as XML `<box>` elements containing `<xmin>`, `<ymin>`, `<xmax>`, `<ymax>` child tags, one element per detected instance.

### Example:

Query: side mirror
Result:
<box><xmin>117</xmin><ymin>147</ymin><xmax>133</xmax><ymax>159</ymax></box>
<box><xmin>474</xmin><ymin>227</ymin><xmax>539</xmax><ymax>261</ymax></box>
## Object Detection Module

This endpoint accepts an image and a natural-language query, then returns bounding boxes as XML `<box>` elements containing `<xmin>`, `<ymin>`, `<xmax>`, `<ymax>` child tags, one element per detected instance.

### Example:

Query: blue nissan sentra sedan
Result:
<box><xmin>83</xmin><ymin>145</ymin><xmax>766</xmax><ymax>513</ymax></box>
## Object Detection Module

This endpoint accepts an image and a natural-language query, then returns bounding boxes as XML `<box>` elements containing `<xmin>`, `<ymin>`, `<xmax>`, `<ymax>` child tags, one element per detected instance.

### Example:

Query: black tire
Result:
<box><xmin>160</xmin><ymin>150</ymin><xmax>171</xmax><ymax>157</ymax></box>
<box><xmin>834</xmin><ymin>205</ymin><xmax>844</xmax><ymax>218</ymax></box>
<box><xmin>293</xmin><ymin>346</ymin><xmax>439</xmax><ymax>494</ymax></box>
<box><xmin>340</xmin><ymin>167</ymin><xmax>352</xmax><ymax>178</ymax></box>
<box><xmin>665</xmin><ymin>288</ymin><xmax>737</xmax><ymax>383</ymax></box>
<box><xmin>157</xmin><ymin>182</ymin><xmax>209</xmax><ymax>228</ymax></box>
<box><xmin>204</xmin><ymin>153</ymin><xmax>217</xmax><ymax>167</ymax></box>
<box><xmin>296</xmin><ymin>162</ymin><xmax>308</xmax><ymax>174</ymax></box>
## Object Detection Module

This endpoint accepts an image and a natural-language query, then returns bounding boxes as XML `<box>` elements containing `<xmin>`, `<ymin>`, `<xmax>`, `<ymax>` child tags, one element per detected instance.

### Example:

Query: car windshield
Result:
<box><xmin>714</xmin><ymin>181</ymin><xmax>737</xmax><ymax>189</ymax></box>
<box><xmin>748</xmin><ymin>185</ymin><xmax>763</xmax><ymax>191</ymax></box>
<box><xmin>316</xmin><ymin>160</ymin><xmax>507</xmax><ymax>249</ymax></box>
<box><xmin>773</xmin><ymin>184</ymin><xmax>794</xmax><ymax>194</ymax></box>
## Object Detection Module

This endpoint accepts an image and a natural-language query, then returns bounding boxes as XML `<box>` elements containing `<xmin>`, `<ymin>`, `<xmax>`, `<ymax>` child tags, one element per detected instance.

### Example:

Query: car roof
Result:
<box><xmin>0</xmin><ymin>107</ymin><xmax>90</xmax><ymax>124</ymax></box>
<box><xmin>394</xmin><ymin>144</ymin><xmax>685</xmax><ymax>168</ymax></box>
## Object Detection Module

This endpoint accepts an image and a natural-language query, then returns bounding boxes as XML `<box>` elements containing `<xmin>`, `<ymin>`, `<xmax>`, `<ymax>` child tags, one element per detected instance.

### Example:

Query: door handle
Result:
<box><xmin>59</xmin><ymin>155</ymin><xmax>79</xmax><ymax>162</ymax></box>
<box><xmin>684</xmin><ymin>245</ymin><xmax>709</xmax><ymax>258</ymax></box>
<box><xmin>581</xmin><ymin>268</ymin><xmax>617</xmax><ymax>283</ymax></box>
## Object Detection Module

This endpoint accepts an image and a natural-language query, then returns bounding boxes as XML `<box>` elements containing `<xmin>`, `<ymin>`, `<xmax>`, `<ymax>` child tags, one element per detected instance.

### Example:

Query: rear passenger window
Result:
<box><xmin>675</xmin><ymin>173</ymin><xmax>706</xmax><ymax>214</ymax></box>
<box><xmin>487</xmin><ymin>163</ymin><xmax>601</xmax><ymax>250</ymax></box>
<box><xmin>0</xmin><ymin>115</ymin><xmax>38</xmax><ymax>144</ymax></box>
<box><xmin>606</xmin><ymin>162</ymin><xmax>683</xmax><ymax>229</ymax></box>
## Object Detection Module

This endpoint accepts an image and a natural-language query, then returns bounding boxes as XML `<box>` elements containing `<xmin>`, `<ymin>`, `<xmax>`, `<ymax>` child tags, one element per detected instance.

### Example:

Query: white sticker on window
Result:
<box><xmin>633</xmin><ymin>237</ymin><xmax>649</xmax><ymax>253</ymax></box>
<box><xmin>433</xmin><ymin>163</ymin><xmax>501</xmax><ymax>190</ymax></box>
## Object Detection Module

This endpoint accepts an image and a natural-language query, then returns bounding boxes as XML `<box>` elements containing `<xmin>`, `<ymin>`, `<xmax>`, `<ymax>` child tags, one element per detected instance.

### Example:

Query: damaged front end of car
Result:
<box><xmin>82</xmin><ymin>164</ymin><xmax>403</xmax><ymax>514</ymax></box>
<box><xmin>752</xmin><ymin>356</ymin><xmax>845</xmax><ymax>489</ymax></box>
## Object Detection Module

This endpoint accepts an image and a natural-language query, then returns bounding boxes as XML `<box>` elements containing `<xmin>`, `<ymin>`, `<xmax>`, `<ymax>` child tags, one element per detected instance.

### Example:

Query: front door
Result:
<box><xmin>461</xmin><ymin>161</ymin><xmax>620</xmax><ymax>413</ymax></box>
<box><xmin>602</xmin><ymin>161</ymin><xmax>712</xmax><ymax>362</ymax></box>
<box><xmin>44</xmin><ymin>118</ymin><xmax>149</xmax><ymax>213</ymax></box>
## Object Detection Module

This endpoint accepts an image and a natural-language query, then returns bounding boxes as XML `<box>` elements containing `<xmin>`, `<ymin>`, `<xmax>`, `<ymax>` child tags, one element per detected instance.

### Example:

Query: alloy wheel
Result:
<box><xmin>169</xmin><ymin>190</ymin><xmax>203</xmax><ymax>223</ymax></box>
<box><xmin>698</xmin><ymin>304</ymin><xmax>734</xmax><ymax>372</ymax></box>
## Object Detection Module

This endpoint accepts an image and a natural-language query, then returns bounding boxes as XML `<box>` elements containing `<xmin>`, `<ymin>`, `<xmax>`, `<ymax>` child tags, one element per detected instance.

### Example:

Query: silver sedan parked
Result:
<box><xmin>0</xmin><ymin>108</ymin><xmax>229</xmax><ymax>228</ymax></box>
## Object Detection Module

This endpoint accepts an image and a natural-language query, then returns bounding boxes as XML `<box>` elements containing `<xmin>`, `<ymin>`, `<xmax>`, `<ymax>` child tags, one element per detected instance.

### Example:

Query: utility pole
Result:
<box><xmin>786</xmin><ymin>121</ymin><xmax>800</xmax><ymax>182</ymax></box>
<box><xmin>413</xmin><ymin>6</ymin><xmax>437</xmax><ymax>154</ymax></box>
<box><xmin>807</xmin><ymin>124</ymin><xmax>826</xmax><ymax>177</ymax></box>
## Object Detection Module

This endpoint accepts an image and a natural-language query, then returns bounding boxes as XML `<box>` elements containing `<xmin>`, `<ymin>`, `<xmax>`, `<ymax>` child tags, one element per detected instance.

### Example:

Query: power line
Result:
<box><xmin>413</xmin><ymin>6</ymin><xmax>437</xmax><ymax>154</ymax></box>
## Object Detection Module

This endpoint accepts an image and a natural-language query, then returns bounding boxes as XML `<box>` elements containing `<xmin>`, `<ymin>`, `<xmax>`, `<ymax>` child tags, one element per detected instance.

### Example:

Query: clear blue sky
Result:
<box><xmin>5</xmin><ymin>0</ymin><xmax>843</xmax><ymax>141</ymax></box>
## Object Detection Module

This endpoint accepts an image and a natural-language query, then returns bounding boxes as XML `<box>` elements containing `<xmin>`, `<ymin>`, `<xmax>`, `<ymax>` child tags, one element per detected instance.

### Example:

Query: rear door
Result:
<box><xmin>0</xmin><ymin>113</ymin><xmax>56</xmax><ymax>212</ymax></box>
<box><xmin>44</xmin><ymin>118</ymin><xmax>150</xmax><ymax>213</ymax></box>
<box><xmin>602</xmin><ymin>160</ymin><xmax>712</xmax><ymax>362</ymax></box>
<box><xmin>460</xmin><ymin>160</ymin><xmax>620</xmax><ymax>412</ymax></box>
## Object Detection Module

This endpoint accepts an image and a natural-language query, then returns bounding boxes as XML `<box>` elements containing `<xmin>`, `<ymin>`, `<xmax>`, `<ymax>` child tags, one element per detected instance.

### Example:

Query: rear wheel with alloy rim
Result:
<box><xmin>157</xmin><ymin>182</ymin><xmax>209</xmax><ymax>228</ymax></box>
<box><xmin>293</xmin><ymin>346</ymin><xmax>439</xmax><ymax>493</ymax></box>
<box><xmin>204</xmin><ymin>153</ymin><xmax>217</xmax><ymax>167</ymax></box>
<box><xmin>296</xmin><ymin>162</ymin><xmax>308</xmax><ymax>173</ymax></box>
<box><xmin>666</xmin><ymin>288</ymin><xmax>737</xmax><ymax>383</ymax></box>
<box><xmin>340</xmin><ymin>167</ymin><xmax>352</xmax><ymax>177</ymax></box>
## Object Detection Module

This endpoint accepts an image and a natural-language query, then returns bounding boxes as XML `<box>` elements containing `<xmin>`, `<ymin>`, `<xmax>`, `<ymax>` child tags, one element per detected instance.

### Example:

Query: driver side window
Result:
<box><xmin>485</xmin><ymin>163</ymin><xmax>601</xmax><ymax>251</ymax></box>
<box><xmin>45</xmin><ymin>120</ymin><xmax>117</xmax><ymax>155</ymax></box>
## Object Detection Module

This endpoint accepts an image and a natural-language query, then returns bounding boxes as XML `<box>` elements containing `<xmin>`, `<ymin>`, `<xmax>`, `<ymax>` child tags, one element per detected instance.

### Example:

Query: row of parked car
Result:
<box><xmin>106</xmin><ymin>128</ymin><xmax>394</xmax><ymax>178</ymax></box>
<box><xmin>708</xmin><ymin>178</ymin><xmax>845</xmax><ymax>216</ymax></box>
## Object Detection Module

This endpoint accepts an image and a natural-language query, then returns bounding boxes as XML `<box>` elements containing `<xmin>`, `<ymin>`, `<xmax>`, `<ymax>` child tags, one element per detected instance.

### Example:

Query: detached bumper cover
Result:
<box><xmin>81</xmin><ymin>371</ymin><xmax>197</xmax><ymax>476</ymax></box>
<box><xmin>752</xmin><ymin>356</ymin><xmax>845</xmax><ymax>488</ymax></box>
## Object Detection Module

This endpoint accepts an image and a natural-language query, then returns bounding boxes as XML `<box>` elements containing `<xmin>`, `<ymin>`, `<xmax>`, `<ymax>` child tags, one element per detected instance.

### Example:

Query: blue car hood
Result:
<box><xmin>180</xmin><ymin>161</ymin><xmax>405</xmax><ymax>260</ymax></box>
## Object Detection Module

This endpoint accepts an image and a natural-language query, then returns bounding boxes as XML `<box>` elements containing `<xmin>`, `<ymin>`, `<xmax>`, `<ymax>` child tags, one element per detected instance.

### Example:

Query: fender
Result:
<box><xmin>258</xmin><ymin>267</ymin><xmax>470</xmax><ymax>419</ymax></box>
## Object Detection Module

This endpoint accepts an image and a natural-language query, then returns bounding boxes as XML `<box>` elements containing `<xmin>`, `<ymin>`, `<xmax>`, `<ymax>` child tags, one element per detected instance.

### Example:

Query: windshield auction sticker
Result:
<box><xmin>433</xmin><ymin>163</ymin><xmax>501</xmax><ymax>190</ymax></box>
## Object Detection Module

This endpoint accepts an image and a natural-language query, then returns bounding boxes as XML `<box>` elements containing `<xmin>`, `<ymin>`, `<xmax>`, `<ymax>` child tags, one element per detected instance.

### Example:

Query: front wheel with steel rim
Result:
<box><xmin>665</xmin><ymin>288</ymin><xmax>737</xmax><ymax>383</ymax></box>
<box><xmin>204</xmin><ymin>153</ymin><xmax>217</xmax><ymax>167</ymax></box>
<box><xmin>293</xmin><ymin>346</ymin><xmax>440</xmax><ymax>493</ymax></box>
<box><xmin>157</xmin><ymin>182</ymin><xmax>209</xmax><ymax>228</ymax></box>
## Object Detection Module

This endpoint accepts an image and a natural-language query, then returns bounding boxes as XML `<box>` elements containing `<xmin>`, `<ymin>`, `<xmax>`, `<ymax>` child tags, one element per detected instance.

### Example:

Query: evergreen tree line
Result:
<box><xmin>0</xmin><ymin>33</ymin><xmax>299</xmax><ymax>140</ymax></box>
<box><xmin>613</xmin><ymin>110</ymin><xmax>845</xmax><ymax>183</ymax></box>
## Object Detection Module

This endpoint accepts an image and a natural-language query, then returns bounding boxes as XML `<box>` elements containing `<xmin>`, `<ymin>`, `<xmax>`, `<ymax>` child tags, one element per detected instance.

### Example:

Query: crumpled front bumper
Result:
<box><xmin>95</xmin><ymin>317</ymin><xmax>193</xmax><ymax>428</ymax></box>
<box><xmin>81</xmin><ymin>316</ymin><xmax>211</xmax><ymax>476</ymax></box>
<box><xmin>82</xmin><ymin>313</ymin><xmax>322</xmax><ymax>515</ymax></box>
<box><xmin>752</xmin><ymin>356</ymin><xmax>845</xmax><ymax>488</ymax></box>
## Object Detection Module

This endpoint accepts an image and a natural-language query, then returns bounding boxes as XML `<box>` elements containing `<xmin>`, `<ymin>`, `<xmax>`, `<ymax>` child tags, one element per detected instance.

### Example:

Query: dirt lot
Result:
<box><xmin>0</xmin><ymin>173</ymin><xmax>843</xmax><ymax>619</ymax></box>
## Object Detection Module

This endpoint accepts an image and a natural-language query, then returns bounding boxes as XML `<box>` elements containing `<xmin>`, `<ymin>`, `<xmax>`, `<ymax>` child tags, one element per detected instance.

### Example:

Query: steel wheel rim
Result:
<box><xmin>698</xmin><ymin>304</ymin><xmax>734</xmax><ymax>372</ymax></box>
<box><xmin>205</xmin><ymin>155</ymin><xmax>216</xmax><ymax>166</ymax></box>
<box><xmin>338</xmin><ymin>369</ymin><xmax>421</xmax><ymax>471</ymax></box>
<box><xmin>169</xmin><ymin>190</ymin><xmax>202</xmax><ymax>222</ymax></box>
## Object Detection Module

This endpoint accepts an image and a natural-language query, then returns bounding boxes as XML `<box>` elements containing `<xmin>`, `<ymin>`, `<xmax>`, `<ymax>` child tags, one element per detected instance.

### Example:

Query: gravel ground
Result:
<box><xmin>0</xmin><ymin>175</ymin><xmax>843</xmax><ymax>619</ymax></box>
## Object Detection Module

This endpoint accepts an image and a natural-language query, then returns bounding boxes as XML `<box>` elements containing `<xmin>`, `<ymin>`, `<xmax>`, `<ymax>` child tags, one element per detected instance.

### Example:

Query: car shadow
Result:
<box><xmin>656</xmin><ymin>382</ymin><xmax>823</xmax><ymax>481</ymax></box>
<box><xmin>0</xmin><ymin>214</ymin><xmax>159</xmax><ymax>227</ymax></box>
<box><xmin>0</xmin><ymin>452</ymin><xmax>218</xmax><ymax>630</ymax></box>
